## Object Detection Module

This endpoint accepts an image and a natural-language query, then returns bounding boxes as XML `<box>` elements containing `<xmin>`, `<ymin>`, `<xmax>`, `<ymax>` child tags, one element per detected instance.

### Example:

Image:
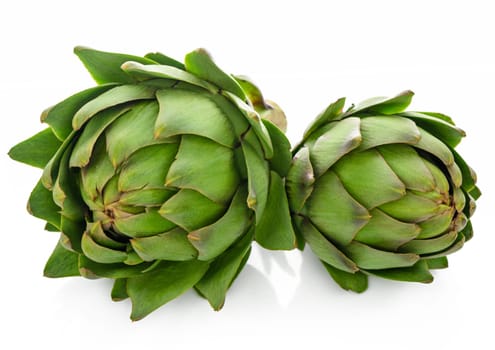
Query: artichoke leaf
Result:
<box><xmin>195</xmin><ymin>228</ymin><xmax>254</xmax><ymax>310</ymax></box>
<box><xmin>307</xmin><ymin>171</ymin><xmax>370</xmax><ymax>245</ymax></box>
<box><xmin>425</xmin><ymin>256</ymin><xmax>449</xmax><ymax>269</ymax></box>
<box><xmin>114</xmin><ymin>210</ymin><xmax>176</xmax><ymax>238</ymax></box>
<box><xmin>185</xmin><ymin>48</ymin><xmax>246</xmax><ymax>100</ymax></box>
<box><xmin>118</xmin><ymin>143</ymin><xmax>178</xmax><ymax>192</ymax></box>
<box><xmin>81</xmin><ymin>231</ymin><xmax>128</xmax><ymax>264</ymax></box>
<box><xmin>78</xmin><ymin>255</ymin><xmax>153</xmax><ymax>279</ymax></box>
<box><xmin>69</xmin><ymin>105</ymin><xmax>131</xmax><ymax>168</ymax></box>
<box><xmin>144</xmin><ymin>52</ymin><xmax>185</xmax><ymax>69</ymax></box>
<box><xmin>43</xmin><ymin>240</ymin><xmax>80</xmax><ymax>278</ymax></box>
<box><xmin>354</xmin><ymin>209</ymin><xmax>420</xmax><ymax>251</ymax></box>
<box><xmin>301</xmin><ymin>97</ymin><xmax>346</xmax><ymax>144</ymax></box>
<box><xmin>104</xmin><ymin>102</ymin><xmax>162</xmax><ymax>168</ymax></box>
<box><xmin>155</xmin><ymin>89</ymin><xmax>236</xmax><ymax>147</ymax></box>
<box><xmin>286</xmin><ymin>147</ymin><xmax>314</xmax><ymax>213</ymax></box>
<box><xmin>356</xmin><ymin>116</ymin><xmax>421</xmax><ymax>151</ymax></box>
<box><xmin>72</xmin><ymin>84</ymin><xmax>157</xmax><ymax>130</ymax></box>
<box><xmin>121</xmin><ymin>61</ymin><xmax>217</xmax><ymax>93</ymax></box>
<box><xmin>166</xmin><ymin>135</ymin><xmax>239</xmax><ymax>204</ymax></box>
<box><xmin>344</xmin><ymin>241</ymin><xmax>419</xmax><ymax>270</ymax></box>
<box><xmin>300</xmin><ymin>218</ymin><xmax>359</xmax><ymax>273</ymax></box>
<box><xmin>131</xmin><ymin>228</ymin><xmax>198</xmax><ymax>261</ymax></box>
<box><xmin>399</xmin><ymin>230</ymin><xmax>458</xmax><ymax>255</ymax></box>
<box><xmin>310</xmin><ymin>116</ymin><xmax>362</xmax><ymax>177</ymax></box>
<box><xmin>262</xmin><ymin>119</ymin><xmax>292</xmax><ymax>176</ymax></box>
<box><xmin>41</xmin><ymin>84</ymin><xmax>117</xmax><ymax>140</ymax></box>
<box><xmin>333</xmin><ymin>149</ymin><xmax>406</xmax><ymax>209</ymax></box>
<box><xmin>74</xmin><ymin>46</ymin><xmax>157</xmax><ymax>84</ymax></box>
<box><xmin>111</xmin><ymin>279</ymin><xmax>128</xmax><ymax>301</ymax></box>
<box><xmin>28</xmin><ymin>180</ymin><xmax>61</xmax><ymax>228</ymax></box>
<box><xmin>377</xmin><ymin>145</ymin><xmax>435</xmax><ymax>192</ymax></box>
<box><xmin>159</xmin><ymin>189</ymin><xmax>225</xmax><ymax>232</ymax></box>
<box><xmin>8</xmin><ymin>128</ymin><xmax>62</xmax><ymax>169</ymax></box>
<box><xmin>255</xmin><ymin>171</ymin><xmax>296</xmax><ymax>250</ymax></box>
<box><xmin>451</xmin><ymin>148</ymin><xmax>478</xmax><ymax>193</ymax></box>
<box><xmin>400</xmin><ymin>111</ymin><xmax>465</xmax><ymax>148</ymax></box>
<box><xmin>223</xmin><ymin>90</ymin><xmax>274</xmax><ymax>159</ymax></box>
<box><xmin>366</xmin><ymin>260</ymin><xmax>433</xmax><ymax>283</ymax></box>
<box><xmin>241</xmin><ymin>136</ymin><xmax>269</xmax><ymax>221</ymax></box>
<box><xmin>345</xmin><ymin>90</ymin><xmax>414</xmax><ymax>116</ymax></box>
<box><xmin>60</xmin><ymin>216</ymin><xmax>85</xmax><ymax>253</ymax></box>
<box><xmin>127</xmin><ymin>260</ymin><xmax>209</xmax><ymax>321</ymax></box>
<box><xmin>322</xmin><ymin>262</ymin><xmax>368</xmax><ymax>293</ymax></box>
<box><xmin>188</xmin><ymin>187</ymin><xmax>252</xmax><ymax>261</ymax></box>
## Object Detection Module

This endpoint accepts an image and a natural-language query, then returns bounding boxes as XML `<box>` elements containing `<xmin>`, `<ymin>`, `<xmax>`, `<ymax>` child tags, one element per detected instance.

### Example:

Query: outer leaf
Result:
<box><xmin>27</xmin><ymin>180</ymin><xmax>61</xmax><ymax>228</ymax></box>
<box><xmin>233</xmin><ymin>75</ymin><xmax>264</xmax><ymax>106</ymax></box>
<box><xmin>399</xmin><ymin>230</ymin><xmax>458</xmax><ymax>255</ymax></box>
<box><xmin>43</xmin><ymin>241</ymin><xmax>80</xmax><ymax>277</ymax></box>
<box><xmin>307</xmin><ymin>171</ymin><xmax>370</xmax><ymax>246</ymax></box>
<box><xmin>69</xmin><ymin>105</ymin><xmax>130</xmax><ymax>168</ymax></box>
<box><xmin>322</xmin><ymin>262</ymin><xmax>368</xmax><ymax>293</ymax></box>
<box><xmin>72</xmin><ymin>84</ymin><xmax>156</xmax><ymax>130</ymax></box>
<box><xmin>368</xmin><ymin>260</ymin><xmax>433</xmax><ymax>283</ymax></box>
<box><xmin>300</xmin><ymin>219</ymin><xmax>358</xmax><ymax>273</ymax></box>
<box><xmin>401</xmin><ymin>111</ymin><xmax>465</xmax><ymax>148</ymax></box>
<box><xmin>128</xmin><ymin>260</ymin><xmax>209</xmax><ymax>321</ymax></box>
<box><xmin>451</xmin><ymin>148</ymin><xmax>477</xmax><ymax>193</ymax></box>
<box><xmin>255</xmin><ymin>171</ymin><xmax>296</xmax><ymax>250</ymax></box>
<box><xmin>111</xmin><ymin>279</ymin><xmax>128</xmax><ymax>301</ymax></box>
<box><xmin>262</xmin><ymin>119</ymin><xmax>292</xmax><ymax>176</ymax></box>
<box><xmin>121</xmin><ymin>61</ymin><xmax>217</xmax><ymax>93</ymax></box>
<box><xmin>310</xmin><ymin>117</ymin><xmax>362</xmax><ymax>177</ymax></box>
<box><xmin>78</xmin><ymin>255</ymin><xmax>153</xmax><ymax>279</ymax></box>
<box><xmin>74</xmin><ymin>46</ymin><xmax>157</xmax><ymax>84</ymax></box>
<box><xmin>41</xmin><ymin>84</ymin><xmax>117</xmax><ymax>140</ymax></box>
<box><xmin>346</xmin><ymin>90</ymin><xmax>414</xmax><ymax>116</ymax></box>
<box><xmin>301</xmin><ymin>97</ymin><xmax>346</xmax><ymax>143</ymax></box>
<box><xmin>286</xmin><ymin>147</ymin><xmax>314</xmax><ymax>213</ymax></box>
<box><xmin>9</xmin><ymin>128</ymin><xmax>62</xmax><ymax>168</ymax></box>
<box><xmin>425</xmin><ymin>256</ymin><xmax>449</xmax><ymax>269</ymax></box>
<box><xmin>131</xmin><ymin>228</ymin><xmax>198</xmax><ymax>261</ymax></box>
<box><xmin>224</xmin><ymin>91</ymin><xmax>273</xmax><ymax>159</ymax></box>
<box><xmin>344</xmin><ymin>241</ymin><xmax>419</xmax><ymax>269</ymax></box>
<box><xmin>185</xmin><ymin>48</ymin><xmax>246</xmax><ymax>100</ymax></box>
<box><xmin>144</xmin><ymin>52</ymin><xmax>185</xmax><ymax>69</ymax></box>
<box><xmin>81</xmin><ymin>232</ymin><xmax>128</xmax><ymax>264</ymax></box>
<box><xmin>195</xmin><ymin>229</ymin><xmax>254</xmax><ymax>310</ymax></box>
<box><xmin>241</xmin><ymin>131</ymin><xmax>269</xmax><ymax>220</ymax></box>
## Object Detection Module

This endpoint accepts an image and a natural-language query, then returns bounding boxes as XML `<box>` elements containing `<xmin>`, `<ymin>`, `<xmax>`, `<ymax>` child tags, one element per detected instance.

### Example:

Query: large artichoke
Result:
<box><xmin>287</xmin><ymin>91</ymin><xmax>480</xmax><ymax>292</ymax></box>
<box><xmin>9</xmin><ymin>47</ymin><xmax>295</xmax><ymax>320</ymax></box>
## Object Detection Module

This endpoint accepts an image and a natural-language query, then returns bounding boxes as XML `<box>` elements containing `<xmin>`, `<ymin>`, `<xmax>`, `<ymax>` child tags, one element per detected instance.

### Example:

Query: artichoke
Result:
<box><xmin>287</xmin><ymin>91</ymin><xmax>480</xmax><ymax>292</ymax></box>
<box><xmin>9</xmin><ymin>47</ymin><xmax>295</xmax><ymax>320</ymax></box>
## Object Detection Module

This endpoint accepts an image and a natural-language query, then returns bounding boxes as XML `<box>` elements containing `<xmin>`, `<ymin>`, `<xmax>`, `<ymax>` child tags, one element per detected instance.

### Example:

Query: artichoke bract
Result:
<box><xmin>9</xmin><ymin>47</ymin><xmax>295</xmax><ymax>320</ymax></box>
<box><xmin>287</xmin><ymin>91</ymin><xmax>480</xmax><ymax>292</ymax></box>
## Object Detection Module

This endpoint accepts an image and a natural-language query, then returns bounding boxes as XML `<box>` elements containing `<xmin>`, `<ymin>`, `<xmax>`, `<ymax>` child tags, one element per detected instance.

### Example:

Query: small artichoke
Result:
<box><xmin>9</xmin><ymin>47</ymin><xmax>295</xmax><ymax>320</ymax></box>
<box><xmin>287</xmin><ymin>91</ymin><xmax>480</xmax><ymax>292</ymax></box>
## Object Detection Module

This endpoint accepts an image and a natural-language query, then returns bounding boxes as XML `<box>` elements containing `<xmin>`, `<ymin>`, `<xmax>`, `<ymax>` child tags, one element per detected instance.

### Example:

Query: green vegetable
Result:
<box><xmin>287</xmin><ymin>91</ymin><xmax>480</xmax><ymax>292</ymax></box>
<box><xmin>9</xmin><ymin>47</ymin><xmax>295</xmax><ymax>320</ymax></box>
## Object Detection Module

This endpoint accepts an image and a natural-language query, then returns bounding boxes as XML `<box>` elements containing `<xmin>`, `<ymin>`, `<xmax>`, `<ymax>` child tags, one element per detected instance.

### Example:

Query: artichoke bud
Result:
<box><xmin>288</xmin><ymin>91</ymin><xmax>480</xmax><ymax>292</ymax></box>
<box><xmin>9</xmin><ymin>46</ymin><xmax>296</xmax><ymax>320</ymax></box>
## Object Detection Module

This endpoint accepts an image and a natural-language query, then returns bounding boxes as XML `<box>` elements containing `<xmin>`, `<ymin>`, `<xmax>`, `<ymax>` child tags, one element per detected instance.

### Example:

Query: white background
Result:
<box><xmin>1</xmin><ymin>0</ymin><xmax>494</xmax><ymax>349</ymax></box>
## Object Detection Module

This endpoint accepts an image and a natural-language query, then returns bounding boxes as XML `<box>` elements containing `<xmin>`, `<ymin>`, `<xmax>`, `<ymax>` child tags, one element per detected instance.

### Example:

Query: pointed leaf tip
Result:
<box><xmin>184</xmin><ymin>48</ymin><xmax>246</xmax><ymax>100</ymax></box>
